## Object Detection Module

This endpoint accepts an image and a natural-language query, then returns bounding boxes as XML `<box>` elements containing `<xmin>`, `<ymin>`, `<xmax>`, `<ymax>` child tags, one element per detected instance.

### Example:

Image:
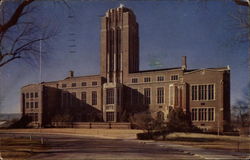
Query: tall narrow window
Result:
<box><xmin>208</xmin><ymin>84</ymin><xmax>214</xmax><ymax>100</ymax></box>
<box><xmin>131</xmin><ymin>88</ymin><xmax>139</xmax><ymax>104</ymax></box>
<box><xmin>92</xmin><ymin>91</ymin><xmax>97</xmax><ymax>105</ymax></box>
<box><xmin>169</xmin><ymin>85</ymin><xmax>174</xmax><ymax>106</ymax></box>
<box><xmin>106</xmin><ymin>88</ymin><xmax>114</xmax><ymax>104</ymax></box>
<box><xmin>144</xmin><ymin>88</ymin><xmax>151</xmax><ymax>104</ymax></box>
<box><xmin>157</xmin><ymin>87</ymin><xmax>164</xmax><ymax>104</ymax></box>
<box><xmin>81</xmin><ymin>92</ymin><xmax>87</xmax><ymax>103</ymax></box>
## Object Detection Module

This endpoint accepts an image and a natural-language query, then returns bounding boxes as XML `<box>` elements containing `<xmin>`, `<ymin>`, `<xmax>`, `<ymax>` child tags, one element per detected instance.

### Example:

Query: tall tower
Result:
<box><xmin>100</xmin><ymin>5</ymin><xmax>139</xmax><ymax>122</ymax></box>
<box><xmin>100</xmin><ymin>4</ymin><xmax>139</xmax><ymax>83</ymax></box>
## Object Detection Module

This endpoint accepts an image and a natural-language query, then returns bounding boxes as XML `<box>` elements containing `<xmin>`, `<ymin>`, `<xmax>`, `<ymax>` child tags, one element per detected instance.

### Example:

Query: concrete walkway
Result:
<box><xmin>131</xmin><ymin>140</ymin><xmax>250</xmax><ymax>160</ymax></box>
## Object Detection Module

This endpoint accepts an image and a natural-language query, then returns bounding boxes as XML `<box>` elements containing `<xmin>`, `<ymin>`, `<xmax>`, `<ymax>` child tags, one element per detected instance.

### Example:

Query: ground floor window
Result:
<box><xmin>26</xmin><ymin>113</ymin><xmax>38</xmax><ymax>122</ymax></box>
<box><xmin>106</xmin><ymin>112</ymin><xmax>114</xmax><ymax>122</ymax></box>
<box><xmin>191</xmin><ymin>108</ymin><xmax>214</xmax><ymax>121</ymax></box>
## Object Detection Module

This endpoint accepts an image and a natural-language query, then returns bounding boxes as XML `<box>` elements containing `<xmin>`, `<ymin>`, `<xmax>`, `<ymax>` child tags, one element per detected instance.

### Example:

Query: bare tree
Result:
<box><xmin>0</xmin><ymin>0</ymin><xmax>58</xmax><ymax>68</ymax></box>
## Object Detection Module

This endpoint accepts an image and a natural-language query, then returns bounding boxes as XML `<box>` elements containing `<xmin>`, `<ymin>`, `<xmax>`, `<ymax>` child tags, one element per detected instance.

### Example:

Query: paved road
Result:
<box><xmin>0</xmin><ymin>133</ymin><xmax>202</xmax><ymax>160</ymax></box>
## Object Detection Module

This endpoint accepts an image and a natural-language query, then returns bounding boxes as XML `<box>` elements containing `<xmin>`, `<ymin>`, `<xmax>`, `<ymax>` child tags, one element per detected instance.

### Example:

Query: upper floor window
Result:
<box><xmin>35</xmin><ymin>92</ymin><xmax>38</xmax><ymax>98</ymax></box>
<box><xmin>81</xmin><ymin>82</ymin><xmax>87</xmax><ymax>86</ymax></box>
<box><xmin>144</xmin><ymin>77</ymin><xmax>151</xmax><ymax>83</ymax></box>
<box><xmin>26</xmin><ymin>93</ymin><xmax>29</xmax><ymax>98</ymax></box>
<box><xmin>35</xmin><ymin>102</ymin><xmax>38</xmax><ymax>108</ymax></box>
<box><xmin>92</xmin><ymin>81</ymin><xmax>97</xmax><ymax>86</ymax></box>
<box><xmin>71</xmin><ymin>83</ymin><xmax>76</xmax><ymax>87</ymax></box>
<box><xmin>131</xmin><ymin>78</ymin><xmax>138</xmax><ymax>83</ymax></box>
<box><xmin>191</xmin><ymin>84</ymin><xmax>215</xmax><ymax>101</ymax></box>
<box><xmin>157</xmin><ymin>76</ymin><xmax>165</xmax><ymax>82</ymax></box>
<box><xmin>170</xmin><ymin>75</ymin><xmax>178</xmax><ymax>81</ymax></box>
<box><xmin>30</xmin><ymin>93</ymin><xmax>34</xmax><ymax>98</ymax></box>
<box><xmin>62</xmin><ymin>84</ymin><xmax>67</xmax><ymax>88</ymax></box>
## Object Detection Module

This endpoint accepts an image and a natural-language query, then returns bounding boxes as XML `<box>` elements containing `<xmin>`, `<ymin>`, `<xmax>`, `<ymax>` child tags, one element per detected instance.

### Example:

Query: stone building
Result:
<box><xmin>21</xmin><ymin>5</ymin><xmax>230</xmax><ymax>131</ymax></box>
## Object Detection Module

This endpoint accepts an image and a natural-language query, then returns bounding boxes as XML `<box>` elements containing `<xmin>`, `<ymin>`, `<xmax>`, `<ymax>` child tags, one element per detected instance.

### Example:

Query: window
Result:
<box><xmin>35</xmin><ymin>102</ymin><xmax>38</xmax><ymax>108</ymax></box>
<box><xmin>92</xmin><ymin>81</ymin><xmax>97</xmax><ymax>86</ymax></box>
<box><xmin>144</xmin><ymin>77</ymin><xmax>151</xmax><ymax>83</ymax></box>
<box><xmin>81</xmin><ymin>92</ymin><xmax>87</xmax><ymax>103</ymax></box>
<box><xmin>191</xmin><ymin>84</ymin><xmax>215</xmax><ymax>101</ymax></box>
<box><xmin>208</xmin><ymin>108</ymin><xmax>214</xmax><ymax>121</ymax></box>
<box><xmin>144</xmin><ymin>88</ymin><xmax>151</xmax><ymax>104</ymax></box>
<box><xmin>191</xmin><ymin>107</ymin><xmax>214</xmax><ymax>121</ymax></box>
<box><xmin>170</xmin><ymin>75</ymin><xmax>178</xmax><ymax>81</ymax></box>
<box><xmin>26</xmin><ymin>93</ymin><xmax>29</xmax><ymax>98</ymax></box>
<box><xmin>157</xmin><ymin>111</ymin><xmax>164</xmax><ymax>121</ymax></box>
<box><xmin>106</xmin><ymin>88</ymin><xmax>114</xmax><ymax>104</ymax></box>
<box><xmin>30</xmin><ymin>93</ymin><xmax>34</xmax><ymax>98</ymax></box>
<box><xmin>208</xmin><ymin>84</ymin><xmax>214</xmax><ymax>100</ymax></box>
<box><xmin>92</xmin><ymin>91</ymin><xmax>97</xmax><ymax>105</ymax></box>
<box><xmin>26</xmin><ymin>102</ymin><xmax>29</xmax><ymax>108</ymax></box>
<box><xmin>106</xmin><ymin>112</ymin><xmax>115</xmax><ymax>122</ymax></box>
<box><xmin>34</xmin><ymin>113</ymin><xmax>38</xmax><ymax>121</ymax></box>
<box><xmin>35</xmin><ymin>92</ymin><xmax>38</xmax><ymax>98</ymax></box>
<box><xmin>81</xmin><ymin>82</ymin><xmax>87</xmax><ymax>86</ymax></box>
<box><xmin>30</xmin><ymin>102</ymin><xmax>34</xmax><ymax>108</ymax></box>
<box><xmin>72</xmin><ymin>83</ymin><xmax>76</xmax><ymax>87</ymax></box>
<box><xmin>169</xmin><ymin>85</ymin><xmax>174</xmax><ymax>106</ymax></box>
<box><xmin>191</xmin><ymin>108</ymin><xmax>198</xmax><ymax>121</ymax></box>
<box><xmin>131</xmin><ymin>88</ymin><xmax>139</xmax><ymax>104</ymax></box>
<box><xmin>62</xmin><ymin>84</ymin><xmax>67</xmax><ymax>88</ymax></box>
<box><xmin>157</xmin><ymin>87</ymin><xmax>164</xmax><ymax>104</ymax></box>
<box><xmin>131</xmin><ymin>78</ymin><xmax>138</xmax><ymax>83</ymax></box>
<box><xmin>157</xmin><ymin>76</ymin><xmax>164</xmax><ymax>82</ymax></box>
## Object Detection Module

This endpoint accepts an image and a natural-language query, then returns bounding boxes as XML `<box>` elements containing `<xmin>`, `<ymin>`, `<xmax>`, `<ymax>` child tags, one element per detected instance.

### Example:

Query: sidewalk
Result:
<box><xmin>130</xmin><ymin>140</ymin><xmax>250</xmax><ymax>160</ymax></box>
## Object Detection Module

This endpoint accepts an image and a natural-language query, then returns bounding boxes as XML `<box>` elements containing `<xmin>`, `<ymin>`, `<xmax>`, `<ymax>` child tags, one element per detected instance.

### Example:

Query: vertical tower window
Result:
<box><xmin>106</xmin><ymin>88</ymin><xmax>114</xmax><ymax>104</ymax></box>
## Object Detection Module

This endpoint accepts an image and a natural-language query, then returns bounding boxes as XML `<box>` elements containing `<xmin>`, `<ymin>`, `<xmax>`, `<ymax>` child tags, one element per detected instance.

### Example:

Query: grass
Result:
<box><xmin>160</xmin><ymin>132</ymin><xmax>250</xmax><ymax>153</ymax></box>
<box><xmin>0</xmin><ymin>137</ymin><xmax>48</xmax><ymax>160</ymax></box>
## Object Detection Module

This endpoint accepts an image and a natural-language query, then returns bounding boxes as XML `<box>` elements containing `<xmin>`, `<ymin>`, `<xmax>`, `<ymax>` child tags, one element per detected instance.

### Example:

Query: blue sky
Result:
<box><xmin>0</xmin><ymin>0</ymin><xmax>248</xmax><ymax>113</ymax></box>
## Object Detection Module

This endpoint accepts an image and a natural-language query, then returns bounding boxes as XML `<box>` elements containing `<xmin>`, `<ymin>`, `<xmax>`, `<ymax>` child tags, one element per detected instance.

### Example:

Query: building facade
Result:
<box><xmin>21</xmin><ymin>5</ymin><xmax>230</xmax><ymax>131</ymax></box>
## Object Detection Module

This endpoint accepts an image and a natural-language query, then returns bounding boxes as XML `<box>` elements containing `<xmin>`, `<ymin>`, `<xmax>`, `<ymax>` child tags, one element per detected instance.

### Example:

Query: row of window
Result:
<box><xmin>130</xmin><ymin>87</ymin><xmax>166</xmax><ymax>105</ymax></box>
<box><xmin>62</xmin><ymin>91</ymin><xmax>98</xmax><ymax>106</ymax></box>
<box><xmin>25</xmin><ymin>102</ymin><xmax>39</xmax><ymax>108</ymax></box>
<box><xmin>25</xmin><ymin>92</ymin><xmax>38</xmax><ymax>99</ymax></box>
<box><xmin>131</xmin><ymin>75</ymin><xmax>179</xmax><ymax>84</ymax></box>
<box><xmin>191</xmin><ymin>84</ymin><xmax>215</xmax><ymax>101</ymax></box>
<box><xmin>61</xmin><ymin>81</ymin><xmax>98</xmax><ymax>88</ymax></box>
<box><xmin>26</xmin><ymin>113</ymin><xmax>38</xmax><ymax>122</ymax></box>
<box><xmin>191</xmin><ymin>108</ymin><xmax>215</xmax><ymax>121</ymax></box>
